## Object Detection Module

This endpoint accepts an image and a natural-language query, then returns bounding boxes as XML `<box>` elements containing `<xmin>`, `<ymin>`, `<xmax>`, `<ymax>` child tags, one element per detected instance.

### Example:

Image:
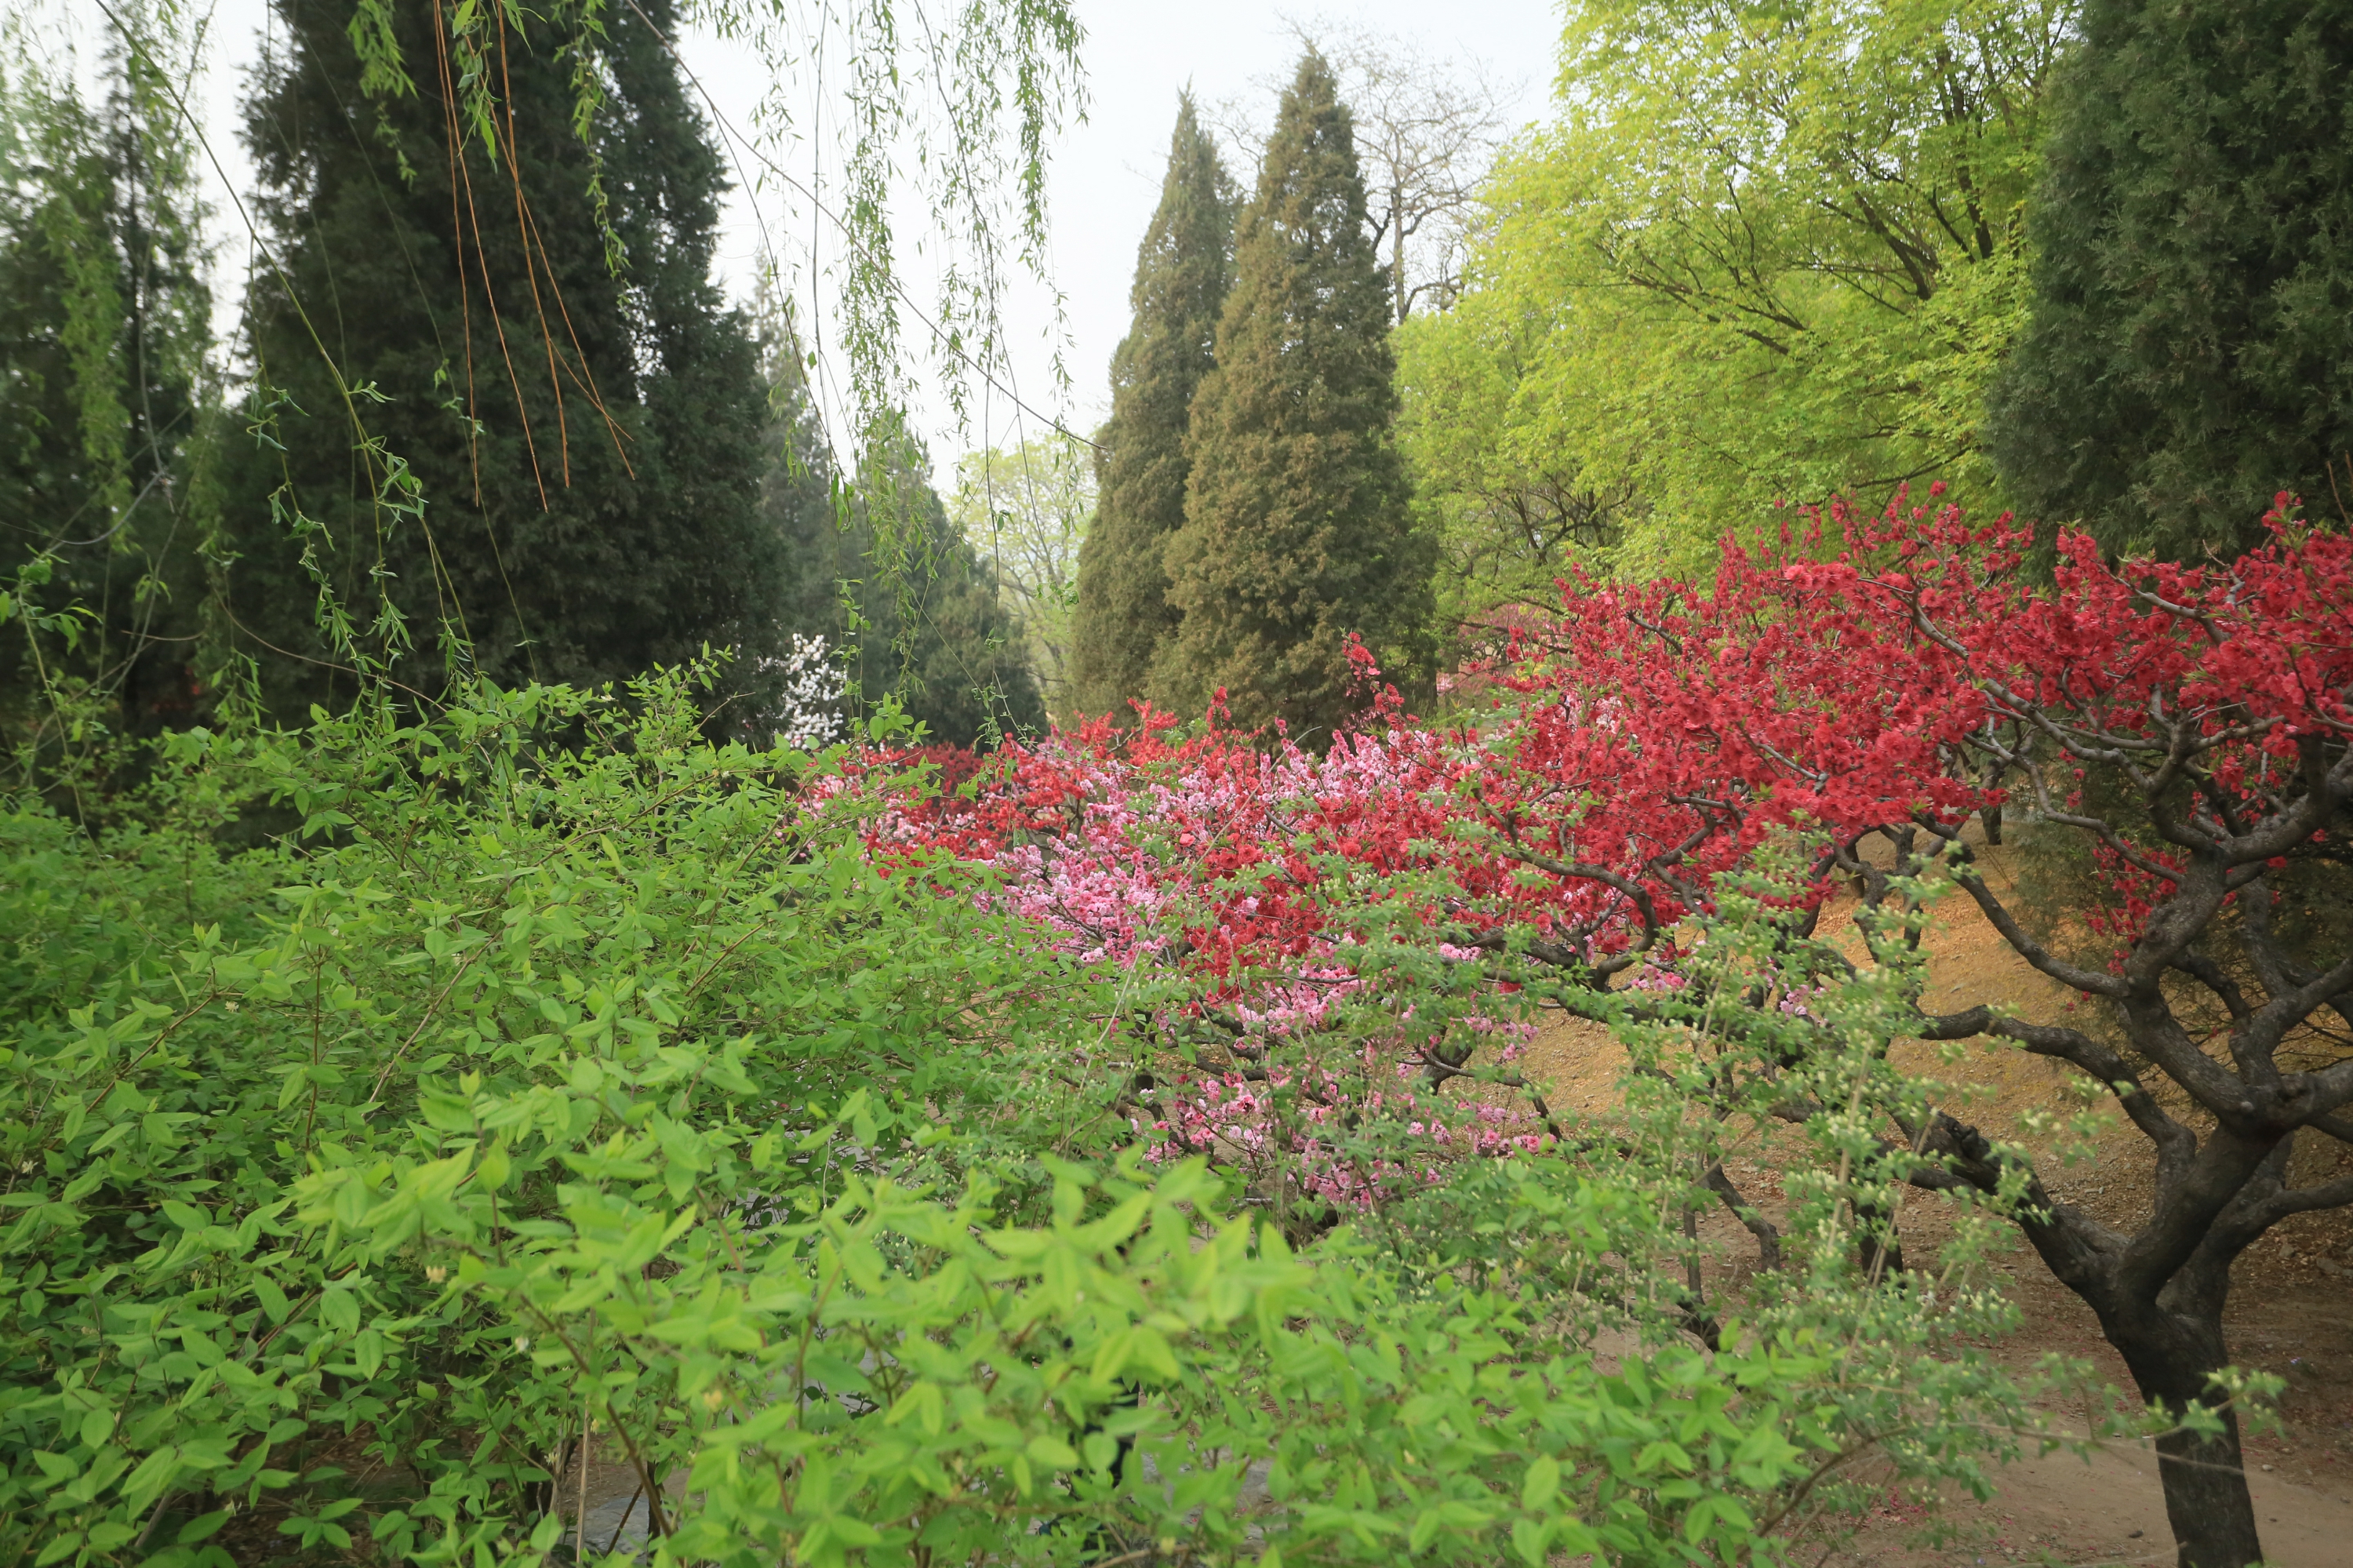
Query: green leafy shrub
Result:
<box><xmin>0</xmin><ymin>674</ymin><xmax>1077</xmax><ymax>1560</ymax></box>
<box><xmin>0</xmin><ymin>669</ymin><xmax>2072</xmax><ymax>1566</ymax></box>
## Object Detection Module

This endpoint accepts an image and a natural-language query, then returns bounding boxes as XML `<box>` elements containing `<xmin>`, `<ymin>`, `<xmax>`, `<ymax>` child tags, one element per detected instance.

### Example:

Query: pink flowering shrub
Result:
<box><xmin>831</xmin><ymin>488</ymin><xmax>2353</xmax><ymax>1250</ymax></box>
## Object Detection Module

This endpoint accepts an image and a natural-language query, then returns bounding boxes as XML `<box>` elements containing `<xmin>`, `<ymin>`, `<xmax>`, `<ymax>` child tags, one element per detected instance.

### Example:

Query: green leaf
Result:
<box><xmin>1024</xmin><ymin>1435</ymin><xmax>1078</xmax><ymax>1470</ymax></box>
<box><xmin>475</xmin><ymin>1142</ymin><xmax>510</xmax><ymax>1189</ymax></box>
<box><xmin>118</xmin><ymin>1446</ymin><xmax>180</xmax><ymax>1513</ymax></box>
<box><xmin>1521</xmin><ymin>1452</ymin><xmax>1559</xmax><ymax>1510</ymax></box>
<box><xmin>418</xmin><ymin>1091</ymin><xmax>475</xmax><ymax>1133</ymax></box>
<box><xmin>1127</xmin><ymin>1326</ymin><xmax>1181</xmax><ymax>1382</ymax></box>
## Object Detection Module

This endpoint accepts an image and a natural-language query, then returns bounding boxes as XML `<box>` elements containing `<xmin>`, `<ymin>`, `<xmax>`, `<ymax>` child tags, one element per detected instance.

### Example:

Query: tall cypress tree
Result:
<box><xmin>230</xmin><ymin>0</ymin><xmax>781</xmax><ymax>708</ymax></box>
<box><xmin>1162</xmin><ymin>53</ymin><xmax>1432</xmax><ymax>740</ymax></box>
<box><xmin>1984</xmin><ymin>0</ymin><xmax>2353</xmax><ymax>562</ymax></box>
<box><xmin>1066</xmin><ymin>94</ymin><xmax>1231</xmax><ymax>719</ymax></box>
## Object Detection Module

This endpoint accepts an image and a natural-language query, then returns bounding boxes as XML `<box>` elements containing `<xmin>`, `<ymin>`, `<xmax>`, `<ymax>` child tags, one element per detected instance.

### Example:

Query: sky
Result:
<box><xmin>100</xmin><ymin>0</ymin><xmax>1562</xmax><ymax>475</ymax></box>
<box><xmin>667</xmin><ymin>0</ymin><xmax>1564</xmax><ymax>461</ymax></box>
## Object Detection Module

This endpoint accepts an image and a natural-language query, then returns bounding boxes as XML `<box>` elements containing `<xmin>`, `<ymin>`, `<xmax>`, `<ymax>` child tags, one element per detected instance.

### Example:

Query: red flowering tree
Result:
<box><xmin>1481</xmin><ymin>493</ymin><xmax>2353</xmax><ymax>1568</ymax></box>
<box><xmin>870</xmin><ymin>490</ymin><xmax>2352</xmax><ymax>1568</ymax></box>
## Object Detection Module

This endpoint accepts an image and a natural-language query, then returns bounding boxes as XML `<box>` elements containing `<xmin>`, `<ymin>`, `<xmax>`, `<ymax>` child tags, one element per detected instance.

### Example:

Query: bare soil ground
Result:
<box><xmin>1518</xmin><ymin>841</ymin><xmax>2353</xmax><ymax>1566</ymax></box>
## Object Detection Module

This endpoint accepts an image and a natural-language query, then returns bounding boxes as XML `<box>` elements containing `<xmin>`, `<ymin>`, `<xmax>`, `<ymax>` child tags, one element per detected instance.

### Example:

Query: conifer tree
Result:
<box><xmin>230</xmin><ymin>0</ymin><xmax>783</xmax><ymax>708</ymax></box>
<box><xmin>1985</xmin><ymin>0</ymin><xmax>2353</xmax><ymax>561</ymax></box>
<box><xmin>824</xmin><ymin>438</ymin><xmax>1048</xmax><ymax>748</ymax></box>
<box><xmin>1162</xmin><ymin>53</ymin><xmax>1432</xmax><ymax>740</ymax></box>
<box><xmin>1067</xmin><ymin>95</ymin><xmax>1232</xmax><ymax>719</ymax></box>
<box><xmin>739</xmin><ymin>337</ymin><xmax>1043</xmax><ymax>748</ymax></box>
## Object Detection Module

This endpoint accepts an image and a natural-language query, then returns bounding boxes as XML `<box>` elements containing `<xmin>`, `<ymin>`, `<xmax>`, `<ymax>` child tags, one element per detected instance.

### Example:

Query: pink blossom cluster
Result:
<box><xmin>828</xmin><ymin>697</ymin><xmax>1562</xmax><ymax>1199</ymax></box>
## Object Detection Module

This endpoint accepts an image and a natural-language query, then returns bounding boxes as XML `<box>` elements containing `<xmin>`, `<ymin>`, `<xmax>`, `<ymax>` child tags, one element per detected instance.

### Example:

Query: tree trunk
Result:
<box><xmin>2151</xmin><ymin>1410</ymin><xmax>2258</xmax><ymax>1568</ymax></box>
<box><xmin>2105</xmin><ymin>1306</ymin><xmax>2264</xmax><ymax>1568</ymax></box>
<box><xmin>1391</xmin><ymin>195</ymin><xmax>1407</xmax><ymax>326</ymax></box>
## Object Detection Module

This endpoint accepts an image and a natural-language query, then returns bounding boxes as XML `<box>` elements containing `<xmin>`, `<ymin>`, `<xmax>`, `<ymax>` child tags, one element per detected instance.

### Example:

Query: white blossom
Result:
<box><xmin>754</xmin><ymin>633</ymin><xmax>848</xmax><ymax>749</ymax></box>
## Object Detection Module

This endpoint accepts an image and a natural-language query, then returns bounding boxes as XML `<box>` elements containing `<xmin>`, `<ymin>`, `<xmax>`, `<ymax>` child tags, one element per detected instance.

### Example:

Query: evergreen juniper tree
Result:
<box><xmin>856</xmin><ymin>464</ymin><xmax>1049</xmax><ymax>744</ymax></box>
<box><xmin>1984</xmin><ymin>0</ymin><xmax>2353</xmax><ymax>562</ymax></box>
<box><xmin>1067</xmin><ymin>94</ymin><xmax>1232</xmax><ymax>720</ymax></box>
<box><xmin>742</xmin><ymin>334</ymin><xmax>1043</xmax><ymax>748</ymax></box>
<box><xmin>844</xmin><ymin>439</ymin><xmax>1048</xmax><ymax>747</ymax></box>
<box><xmin>1161</xmin><ymin>53</ymin><xmax>1432</xmax><ymax>740</ymax></box>
<box><xmin>229</xmin><ymin>0</ymin><xmax>783</xmax><ymax>709</ymax></box>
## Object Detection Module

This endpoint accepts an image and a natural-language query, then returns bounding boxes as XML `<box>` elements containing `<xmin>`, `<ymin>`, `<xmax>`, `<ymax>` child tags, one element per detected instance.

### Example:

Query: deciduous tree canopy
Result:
<box><xmin>1405</xmin><ymin>0</ymin><xmax>2074</xmax><ymax>575</ymax></box>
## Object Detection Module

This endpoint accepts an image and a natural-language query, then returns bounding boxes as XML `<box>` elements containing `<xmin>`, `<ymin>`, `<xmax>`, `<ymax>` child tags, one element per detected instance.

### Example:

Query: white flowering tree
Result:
<box><xmin>751</xmin><ymin>633</ymin><xmax>849</xmax><ymax>749</ymax></box>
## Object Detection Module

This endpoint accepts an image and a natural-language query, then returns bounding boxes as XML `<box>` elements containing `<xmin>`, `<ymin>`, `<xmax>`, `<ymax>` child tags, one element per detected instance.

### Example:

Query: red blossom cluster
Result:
<box><xmin>841</xmin><ymin>489</ymin><xmax>2353</xmax><ymax>1197</ymax></box>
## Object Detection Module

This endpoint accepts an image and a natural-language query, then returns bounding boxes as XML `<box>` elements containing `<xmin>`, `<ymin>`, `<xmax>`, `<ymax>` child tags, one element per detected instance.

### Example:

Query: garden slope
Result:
<box><xmin>1519</xmin><ymin>839</ymin><xmax>2353</xmax><ymax>1566</ymax></box>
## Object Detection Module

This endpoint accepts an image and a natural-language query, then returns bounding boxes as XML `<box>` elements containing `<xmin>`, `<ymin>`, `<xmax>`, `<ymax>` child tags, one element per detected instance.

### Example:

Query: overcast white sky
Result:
<box><xmin>131</xmin><ymin>0</ymin><xmax>1560</xmax><ymax>474</ymax></box>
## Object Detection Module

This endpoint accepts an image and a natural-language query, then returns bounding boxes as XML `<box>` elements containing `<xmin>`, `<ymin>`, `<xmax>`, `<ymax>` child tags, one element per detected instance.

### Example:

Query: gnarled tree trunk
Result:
<box><xmin>2099</xmin><ymin>1294</ymin><xmax>2262</xmax><ymax>1568</ymax></box>
<box><xmin>1926</xmin><ymin>1106</ymin><xmax>2279</xmax><ymax>1568</ymax></box>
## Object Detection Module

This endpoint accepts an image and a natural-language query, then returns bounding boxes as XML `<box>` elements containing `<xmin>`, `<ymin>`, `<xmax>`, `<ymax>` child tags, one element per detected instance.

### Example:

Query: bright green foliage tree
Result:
<box><xmin>228</xmin><ymin>0</ymin><xmax>784</xmax><ymax>709</ymax></box>
<box><xmin>1408</xmin><ymin>1</ymin><xmax>2072</xmax><ymax>576</ymax></box>
<box><xmin>1393</xmin><ymin>304</ymin><xmax>1635</xmax><ymax>637</ymax></box>
<box><xmin>949</xmin><ymin>435</ymin><xmax>1094</xmax><ymax>713</ymax></box>
<box><xmin>1162</xmin><ymin>54</ymin><xmax>1433</xmax><ymax>739</ymax></box>
<box><xmin>1067</xmin><ymin>95</ymin><xmax>1232</xmax><ymax>720</ymax></box>
<box><xmin>1985</xmin><ymin>0</ymin><xmax>2353</xmax><ymax>562</ymax></box>
<box><xmin>0</xmin><ymin>15</ymin><xmax>216</xmax><ymax>744</ymax></box>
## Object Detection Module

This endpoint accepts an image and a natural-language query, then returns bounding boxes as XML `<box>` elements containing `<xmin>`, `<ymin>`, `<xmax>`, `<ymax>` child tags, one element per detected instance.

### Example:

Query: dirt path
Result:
<box><xmin>1516</xmin><ymin>840</ymin><xmax>2353</xmax><ymax>1565</ymax></box>
<box><xmin>1823</xmin><ymin>1445</ymin><xmax>2351</xmax><ymax>1568</ymax></box>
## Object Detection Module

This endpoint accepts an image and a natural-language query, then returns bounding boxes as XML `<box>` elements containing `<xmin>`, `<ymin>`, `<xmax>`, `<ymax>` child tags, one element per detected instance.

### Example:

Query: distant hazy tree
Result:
<box><xmin>1213</xmin><ymin>19</ymin><xmax>1515</xmax><ymax>325</ymax></box>
<box><xmin>1986</xmin><ymin>0</ymin><xmax>2353</xmax><ymax>561</ymax></box>
<box><xmin>1067</xmin><ymin>94</ymin><xmax>1235</xmax><ymax>720</ymax></box>
<box><xmin>852</xmin><ymin>442</ymin><xmax>1049</xmax><ymax>747</ymax></box>
<box><xmin>1164</xmin><ymin>52</ymin><xmax>1434</xmax><ymax>741</ymax></box>
<box><xmin>950</xmin><ymin>435</ymin><xmax>1093</xmax><ymax>711</ymax></box>
<box><xmin>744</xmin><ymin>324</ymin><xmax>1044</xmax><ymax>748</ymax></box>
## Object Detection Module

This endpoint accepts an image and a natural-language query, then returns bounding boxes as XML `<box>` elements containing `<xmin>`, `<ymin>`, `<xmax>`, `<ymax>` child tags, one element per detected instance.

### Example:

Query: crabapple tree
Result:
<box><xmin>877</xmin><ymin>489</ymin><xmax>2352</xmax><ymax>1568</ymax></box>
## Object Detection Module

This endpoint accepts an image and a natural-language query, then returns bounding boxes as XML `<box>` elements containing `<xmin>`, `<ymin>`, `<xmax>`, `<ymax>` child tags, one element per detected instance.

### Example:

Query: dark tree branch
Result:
<box><xmin>1934</xmin><ymin>839</ymin><xmax>2131</xmax><ymax>999</ymax></box>
<box><xmin>1702</xmin><ymin>1159</ymin><xmax>1782</xmax><ymax>1271</ymax></box>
